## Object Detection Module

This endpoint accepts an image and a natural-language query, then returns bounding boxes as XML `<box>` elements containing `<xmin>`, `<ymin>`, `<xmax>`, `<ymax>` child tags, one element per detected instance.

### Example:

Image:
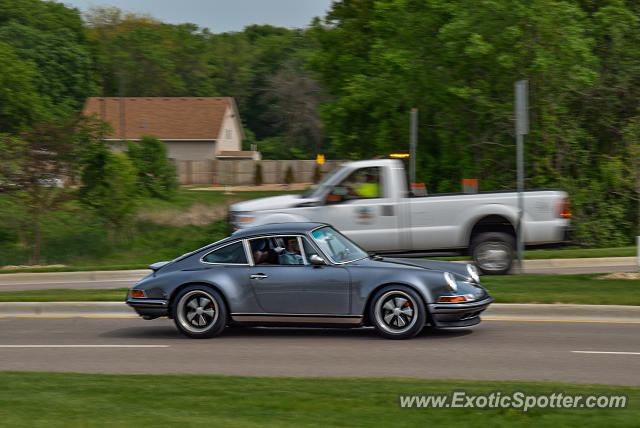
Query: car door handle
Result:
<box><xmin>250</xmin><ymin>273</ymin><xmax>268</xmax><ymax>279</ymax></box>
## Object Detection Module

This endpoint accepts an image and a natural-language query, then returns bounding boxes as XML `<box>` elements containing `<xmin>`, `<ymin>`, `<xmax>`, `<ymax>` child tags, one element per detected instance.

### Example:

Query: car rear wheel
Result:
<box><xmin>172</xmin><ymin>285</ymin><xmax>227</xmax><ymax>338</ymax></box>
<box><xmin>471</xmin><ymin>232</ymin><xmax>515</xmax><ymax>275</ymax></box>
<box><xmin>369</xmin><ymin>286</ymin><xmax>426</xmax><ymax>340</ymax></box>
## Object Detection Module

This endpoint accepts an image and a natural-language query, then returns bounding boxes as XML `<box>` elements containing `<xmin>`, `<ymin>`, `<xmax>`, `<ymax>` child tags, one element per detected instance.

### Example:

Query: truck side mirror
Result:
<box><xmin>325</xmin><ymin>187</ymin><xmax>346</xmax><ymax>204</ymax></box>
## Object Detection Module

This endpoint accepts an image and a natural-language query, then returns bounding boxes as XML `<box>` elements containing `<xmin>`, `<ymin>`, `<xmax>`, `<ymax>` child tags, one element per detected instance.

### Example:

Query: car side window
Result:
<box><xmin>249</xmin><ymin>236</ymin><xmax>305</xmax><ymax>265</ymax></box>
<box><xmin>202</xmin><ymin>241</ymin><xmax>248</xmax><ymax>264</ymax></box>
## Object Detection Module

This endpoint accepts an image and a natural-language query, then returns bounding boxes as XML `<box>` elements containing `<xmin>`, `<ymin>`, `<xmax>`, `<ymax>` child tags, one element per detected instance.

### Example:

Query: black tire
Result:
<box><xmin>172</xmin><ymin>285</ymin><xmax>227</xmax><ymax>338</ymax></box>
<box><xmin>471</xmin><ymin>232</ymin><xmax>515</xmax><ymax>275</ymax></box>
<box><xmin>369</xmin><ymin>285</ymin><xmax>426</xmax><ymax>340</ymax></box>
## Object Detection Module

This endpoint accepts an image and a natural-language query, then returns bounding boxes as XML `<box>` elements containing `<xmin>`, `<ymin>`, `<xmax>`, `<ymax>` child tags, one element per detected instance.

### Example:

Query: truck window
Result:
<box><xmin>334</xmin><ymin>167</ymin><xmax>382</xmax><ymax>200</ymax></box>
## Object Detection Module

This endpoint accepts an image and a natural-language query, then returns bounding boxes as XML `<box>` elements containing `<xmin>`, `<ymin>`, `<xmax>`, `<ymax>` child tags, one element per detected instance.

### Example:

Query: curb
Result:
<box><xmin>0</xmin><ymin>302</ymin><xmax>137</xmax><ymax>317</ymax></box>
<box><xmin>1</xmin><ymin>302</ymin><xmax>639</xmax><ymax>322</ymax></box>
<box><xmin>0</xmin><ymin>270</ymin><xmax>149</xmax><ymax>285</ymax></box>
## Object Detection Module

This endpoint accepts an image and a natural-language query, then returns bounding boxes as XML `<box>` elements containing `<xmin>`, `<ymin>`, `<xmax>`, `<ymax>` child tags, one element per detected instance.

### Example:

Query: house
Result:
<box><xmin>82</xmin><ymin>97</ymin><xmax>254</xmax><ymax>161</ymax></box>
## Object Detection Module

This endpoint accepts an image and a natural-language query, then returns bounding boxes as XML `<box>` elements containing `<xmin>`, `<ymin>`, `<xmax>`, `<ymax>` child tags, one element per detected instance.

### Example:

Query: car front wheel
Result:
<box><xmin>369</xmin><ymin>286</ymin><xmax>426</xmax><ymax>339</ymax></box>
<box><xmin>172</xmin><ymin>285</ymin><xmax>227</xmax><ymax>338</ymax></box>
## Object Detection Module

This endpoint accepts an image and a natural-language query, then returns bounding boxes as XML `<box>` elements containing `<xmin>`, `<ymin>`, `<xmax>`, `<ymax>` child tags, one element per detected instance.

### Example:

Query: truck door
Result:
<box><xmin>322</xmin><ymin>166</ymin><xmax>400</xmax><ymax>251</ymax></box>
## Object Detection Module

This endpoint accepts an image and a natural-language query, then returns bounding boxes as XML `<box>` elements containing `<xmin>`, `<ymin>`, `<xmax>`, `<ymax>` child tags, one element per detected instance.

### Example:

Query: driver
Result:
<box><xmin>278</xmin><ymin>238</ymin><xmax>304</xmax><ymax>265</ymax></box>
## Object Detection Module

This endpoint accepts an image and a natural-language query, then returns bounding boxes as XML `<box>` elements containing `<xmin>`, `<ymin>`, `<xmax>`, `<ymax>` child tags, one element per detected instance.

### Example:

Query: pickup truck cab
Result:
<box><xmin>229</xmin><ymin>159</ymin><xmax>571</xmax><ymax>274</ymax></box>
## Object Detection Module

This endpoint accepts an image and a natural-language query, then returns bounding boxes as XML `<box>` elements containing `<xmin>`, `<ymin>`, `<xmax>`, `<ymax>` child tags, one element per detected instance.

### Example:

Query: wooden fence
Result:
<box><xmin>176</xmin><ymin>159</ymin><xmax>345</xmax><ymax>186</ymax></box>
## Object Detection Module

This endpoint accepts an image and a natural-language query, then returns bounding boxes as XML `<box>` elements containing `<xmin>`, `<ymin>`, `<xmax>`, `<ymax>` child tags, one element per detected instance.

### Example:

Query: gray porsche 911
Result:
<box><xmin>126</xmin><ymin>223</ymin><xmax>493</xmax><ymax>339</ymax></box>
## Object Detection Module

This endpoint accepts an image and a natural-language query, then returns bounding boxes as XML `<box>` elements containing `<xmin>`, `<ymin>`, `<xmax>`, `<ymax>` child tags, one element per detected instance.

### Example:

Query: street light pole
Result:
<box><xmin>515</xmin><ymin>80</ymin><xmax>529</xmax><ymax>274</ymax></box>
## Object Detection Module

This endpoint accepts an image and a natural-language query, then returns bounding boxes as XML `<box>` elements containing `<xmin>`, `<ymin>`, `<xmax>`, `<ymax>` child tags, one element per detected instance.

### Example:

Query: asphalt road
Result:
<box><xmin>1</xmin><ymin>317</ymin><xmax>638</xmax><ymax>385</ymax></box>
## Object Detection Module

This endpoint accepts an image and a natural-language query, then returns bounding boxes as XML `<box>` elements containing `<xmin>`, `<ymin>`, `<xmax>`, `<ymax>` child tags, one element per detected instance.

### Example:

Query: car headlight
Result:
<box><xmin>466</xmin><ymin>264</ymin><xmax>480</xmax><ymax>283</ymax></box>
<box><xmin>444</xmin><ymin>272</ymin><xmax>458</xmax><ymax>292</ymax></box>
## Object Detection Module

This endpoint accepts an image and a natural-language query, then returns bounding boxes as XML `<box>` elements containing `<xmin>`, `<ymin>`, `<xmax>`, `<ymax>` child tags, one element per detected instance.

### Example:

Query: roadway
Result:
<box><xmin>0</xmin><ymin>316</ymin><xmax>638</xmax><ymax>385</ymax></box>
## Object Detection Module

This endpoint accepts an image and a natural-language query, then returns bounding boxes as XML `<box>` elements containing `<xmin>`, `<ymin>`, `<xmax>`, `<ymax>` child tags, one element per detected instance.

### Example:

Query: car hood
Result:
<box><xmin>356</xmin><ymin>257</ymin><xmax>472</xmax><ymax>280</ymax></box>
<box><xmin>230</xmin><ymin>194</ymin><xmax>305</xmax><ymax>212</ymax></box>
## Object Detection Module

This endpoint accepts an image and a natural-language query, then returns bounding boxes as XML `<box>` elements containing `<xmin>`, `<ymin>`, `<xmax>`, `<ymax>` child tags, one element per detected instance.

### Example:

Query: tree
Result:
<box><xmin>0</xmin><ymin>118</ymin><xmax>85</xmax><ymax>264</ymax></box>
<box><xmin>0</xmin><ymin>42</ymin><xmax>45</xmax><ymax>132</ymax></box>
<box><xmin>0</xmin><ymin>0</ymin><xmax>93</xmax><ymax>119</ymax></box>
<box><xmin>126</xmin><ymin>136</ymin><xmax>177</xmax><ymax>199</ymax></box>
<box><xmin>80</xmin><ymin>145</ymin><xmax>138</xmax><ymax>231</ymax></box>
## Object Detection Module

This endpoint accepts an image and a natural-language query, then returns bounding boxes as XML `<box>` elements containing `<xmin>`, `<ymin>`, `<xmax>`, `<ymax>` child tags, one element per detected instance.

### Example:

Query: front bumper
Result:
<box><xmin>126</xmin><ymin>298</ymin><xmax>169</xmax><ymax>319</ymax></box>
<box><xmin>427</xmin><ymin>296</ymin><xmax>494</xmax><ymax>328</ymax></box>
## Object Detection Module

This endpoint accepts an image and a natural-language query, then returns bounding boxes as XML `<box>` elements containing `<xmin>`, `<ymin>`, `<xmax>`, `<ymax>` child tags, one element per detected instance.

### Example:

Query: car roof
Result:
<box><xmin>231</xmin><ymin>222</ymin><xmax>329</xmax><ymax>239</ymax></box>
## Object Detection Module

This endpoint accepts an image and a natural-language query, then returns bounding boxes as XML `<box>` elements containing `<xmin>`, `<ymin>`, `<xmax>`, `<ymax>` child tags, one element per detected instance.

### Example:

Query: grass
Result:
<box><xmin>0</xmin><ymin>189</ymin><xmax>298</xmax><ymax>269</ymax></box>
<box><xmin>0</xmin><ymin>372</ymin><xmax>637</xmax><ymax>427</ymax></box>
<box><xmin>0</xmin><ymin>288</ymin><xmax>129</xmax><ymax>302</ymax></box>
<box><xmin>482</xmin><ymin>273</ymin><xmax>640</xmax><ymax>305</ymax></box>
<box><xmin>0</xmin><ymin>274</ymin><xmax>638</xmax><ymax>305</ymax></box>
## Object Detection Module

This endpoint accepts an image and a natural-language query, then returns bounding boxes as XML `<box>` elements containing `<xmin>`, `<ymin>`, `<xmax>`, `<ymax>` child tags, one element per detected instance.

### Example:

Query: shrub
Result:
<box><xmin>254</xmin><ymin>163</ymin><xmax>263</xmax><ymax>186</ymax></box>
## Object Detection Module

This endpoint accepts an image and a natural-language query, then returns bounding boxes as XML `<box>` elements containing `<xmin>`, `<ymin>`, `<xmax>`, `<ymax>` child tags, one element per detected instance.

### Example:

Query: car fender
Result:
<box><xmin>349</xmin><ymin>267</ymin><xmax>450</xmax><ymax>316</ymax></box>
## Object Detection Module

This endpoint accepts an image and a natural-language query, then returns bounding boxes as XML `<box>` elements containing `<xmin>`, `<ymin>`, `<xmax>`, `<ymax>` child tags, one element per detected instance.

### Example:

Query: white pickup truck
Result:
<box><xmin>229</xmin><ymin>159</ymin><xmax>571</xmax><ymax>274</ymax></box>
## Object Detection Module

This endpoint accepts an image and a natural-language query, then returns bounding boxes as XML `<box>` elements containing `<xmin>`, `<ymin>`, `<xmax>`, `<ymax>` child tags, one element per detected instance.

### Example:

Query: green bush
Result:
<box><xmin>126</xmin><ymin>136</ymin><xmax>177</xmax><ymax>199</ymax></box>
<box><xmin>254</xmin><ymin>163</ymin><xmax>263</xmax><ymax>186</ymax></box>
<box><xmin>284</xmin><ymin>164</ymin><xmax>294</xmax><ymax>185</ymax></box>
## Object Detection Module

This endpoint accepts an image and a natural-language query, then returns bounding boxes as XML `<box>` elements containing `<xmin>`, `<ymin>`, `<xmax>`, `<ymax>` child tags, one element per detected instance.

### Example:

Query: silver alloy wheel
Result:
<box><xmin>475</xmin><ymin>241</ymin><xmax>510</xmax><ymax>271</ymax></box>
<box><xmin>176</xmin><ymin>290</ymin><xmax>219</xmax><ymax>334</ymax></box>
<box><xmin>373</xmin><ymin>290</ymin><xmax>418</xmax><ymax>334</ymax></box>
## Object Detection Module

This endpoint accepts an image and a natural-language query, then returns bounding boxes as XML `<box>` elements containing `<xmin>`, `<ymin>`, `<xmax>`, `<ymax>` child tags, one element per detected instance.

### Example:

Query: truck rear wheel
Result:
<box><xmin>471</xmin><ymin>232</ymin><xmax>514</xmax><ymax>275</ymax></box>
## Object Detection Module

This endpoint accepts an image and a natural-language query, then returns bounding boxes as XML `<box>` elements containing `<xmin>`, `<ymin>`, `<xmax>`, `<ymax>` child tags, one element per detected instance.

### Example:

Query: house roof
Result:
<box><xmin>82</xmin><ymin>97</ymin><xmax>236</xmax><ymax>140</ymax></box>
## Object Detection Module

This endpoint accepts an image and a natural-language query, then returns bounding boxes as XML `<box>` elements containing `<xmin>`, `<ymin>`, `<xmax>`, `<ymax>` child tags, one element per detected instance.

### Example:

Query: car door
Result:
<box><xmin>322</xmin><ymin>166</ymin><xmax>400</xmax><ymax>251</ymax></box>
<box><xmin>247</xmin><ymin>236</ymin><xmax>350</xmax><ymax>315</ymax></box>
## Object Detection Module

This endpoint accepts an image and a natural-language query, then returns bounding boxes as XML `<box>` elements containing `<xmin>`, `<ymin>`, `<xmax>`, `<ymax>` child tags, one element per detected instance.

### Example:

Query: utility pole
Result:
<box><xmin>410</xmin><ymin>108</ymin><xmax>418</xmax><ymax>186</ymax></box>
<box><xmin>515</xmin><ymin>80</ymin><xmax>529</xmax><ymax>274</ymax></box>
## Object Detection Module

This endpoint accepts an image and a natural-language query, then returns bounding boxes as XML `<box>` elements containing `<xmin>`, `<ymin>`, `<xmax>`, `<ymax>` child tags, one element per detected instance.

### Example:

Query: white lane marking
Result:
<box><xmin>572</xmin><ymin>351</ymin><xmax>640</xmax><ymax>355</ymax></box>
<box><xmin>0</xmin><ymin>345</ymin><xmax>169</xmax><ymax>348</ymax></box>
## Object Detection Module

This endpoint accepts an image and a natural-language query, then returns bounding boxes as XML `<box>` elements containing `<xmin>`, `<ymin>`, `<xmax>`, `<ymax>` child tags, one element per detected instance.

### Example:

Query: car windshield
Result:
<box><xmin>310</xmin><ymin>226</ymin><xmax>368</xmax><ymax>263</ymax></box>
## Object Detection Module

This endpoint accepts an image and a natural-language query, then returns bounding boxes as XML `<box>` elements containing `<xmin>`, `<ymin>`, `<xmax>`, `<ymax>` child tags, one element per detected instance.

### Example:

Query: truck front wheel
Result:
<box><xmin>471</xmin><ymin>232</ymin><xmax>515</xmax><ymax>275</ymax></box>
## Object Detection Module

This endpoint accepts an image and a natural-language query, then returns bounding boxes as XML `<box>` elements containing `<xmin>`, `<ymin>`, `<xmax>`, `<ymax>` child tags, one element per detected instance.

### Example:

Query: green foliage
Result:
<box><xmin>80</xmin><ymin>147</ymin><xmax>138</xmax><ymax>230</ymax></box>
<box><xmin>0</xmin><ymin>42</ymin><xmax>45</xmax><ymax>132</ymax></box>
<box><xmin>0</xmin><ymin>0</ymin><xmax>92</xmax><ymax>123</ymax></box>
<box><xmin>125</xmin><ymin>136</ymin><xmax>177</xmax><ymax>199</ymax></box>
<box><xmin>309</xmin><ymin>0</ymin><xmax>640</xmax><ymax>246</ymax></box>
<box><xmin>313</xmin><ymin>163</ymin><xmax>322</xmax><ymax>183</ymax></box>
<box><xmin>284</xmin><ymin>164</ymin><xmax>295</xmax><ymax>185</ymax></box>
<box><xmin>254</xmin><ymin>163</ymin><xmax>263</xmax><ymax>186</ymax></box>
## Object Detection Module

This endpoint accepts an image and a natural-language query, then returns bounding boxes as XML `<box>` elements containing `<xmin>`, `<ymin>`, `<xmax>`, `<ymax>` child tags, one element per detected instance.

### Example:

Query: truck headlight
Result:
<box><xmin>466</xmin><ymin>264</ymin><xmax>480</xmax><ymax>283</ymax></box>
<box><xmin>444</xmin><ymin>272</ymin><xmax>458</xmax><ymax>292</ymax></box>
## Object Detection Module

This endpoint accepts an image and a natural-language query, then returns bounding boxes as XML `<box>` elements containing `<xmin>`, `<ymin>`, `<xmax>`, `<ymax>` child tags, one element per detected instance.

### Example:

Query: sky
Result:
<box><xmin>59</xmin><ymin>0</ymin><xmax>335</xmax><ymax>33</ymax></box>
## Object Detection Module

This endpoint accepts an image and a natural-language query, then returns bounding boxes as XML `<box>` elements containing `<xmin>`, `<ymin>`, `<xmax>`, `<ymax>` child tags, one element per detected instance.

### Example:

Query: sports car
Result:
<box><xmin>126</xmin><ymin>222</ymin><xmax>493</xmax><ymax>339</ymax></box>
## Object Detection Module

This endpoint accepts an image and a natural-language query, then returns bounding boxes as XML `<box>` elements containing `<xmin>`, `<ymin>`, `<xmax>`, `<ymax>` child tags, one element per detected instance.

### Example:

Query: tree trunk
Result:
<box><xmin>32</xmin><ymin>209</ymin><xmax>41</xmax><ymax>266</ymax></box>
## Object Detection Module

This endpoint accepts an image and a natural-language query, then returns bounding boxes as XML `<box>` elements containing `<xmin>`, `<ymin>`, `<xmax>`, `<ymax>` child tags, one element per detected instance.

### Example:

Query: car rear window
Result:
<box><xmin>202</xmin><ymin>241</ymin><xmax>248</xmax><ymax>264</ymax></box>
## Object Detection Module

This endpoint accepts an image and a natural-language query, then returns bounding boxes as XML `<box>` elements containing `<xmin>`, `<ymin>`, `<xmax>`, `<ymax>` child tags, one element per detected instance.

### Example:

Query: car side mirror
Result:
<box><xmin>309</xmin><ymin>254</ymin><xmax>326</xmax><ymax>266</ymax></box>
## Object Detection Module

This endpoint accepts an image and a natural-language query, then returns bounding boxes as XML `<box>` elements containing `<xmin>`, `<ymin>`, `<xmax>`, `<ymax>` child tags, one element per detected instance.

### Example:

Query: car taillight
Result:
<box><xmin>556</xmin><ymin>199</ymin><xmax>571</xmax><ymax>218</ymax></box>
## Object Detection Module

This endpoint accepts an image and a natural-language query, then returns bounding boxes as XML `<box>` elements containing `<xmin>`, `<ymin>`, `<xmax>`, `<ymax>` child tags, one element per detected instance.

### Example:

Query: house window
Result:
<box><xmin>225</xmin><ymin>129</ymin><xmax>232</xmax><ymax>139</ymax></box>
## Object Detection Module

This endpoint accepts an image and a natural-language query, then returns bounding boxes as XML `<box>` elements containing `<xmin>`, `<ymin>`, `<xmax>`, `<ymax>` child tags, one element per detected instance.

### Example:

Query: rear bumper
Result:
<box><xmin>427</xmin><ymin>296</ymin><xmax>493</xmax><ymax>328</ymax></box>
<box><xmin>126</xmin><ymin>298</ymin><xmax>169</xmax><ymax>319</ymax></box>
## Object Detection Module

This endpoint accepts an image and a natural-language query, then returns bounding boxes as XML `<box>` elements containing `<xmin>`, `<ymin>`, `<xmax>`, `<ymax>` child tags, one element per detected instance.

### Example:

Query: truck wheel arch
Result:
<box><xmin>467</xmin><ymin>214</ymin><xmax>516</xmax><ymax>247</ymax></box>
